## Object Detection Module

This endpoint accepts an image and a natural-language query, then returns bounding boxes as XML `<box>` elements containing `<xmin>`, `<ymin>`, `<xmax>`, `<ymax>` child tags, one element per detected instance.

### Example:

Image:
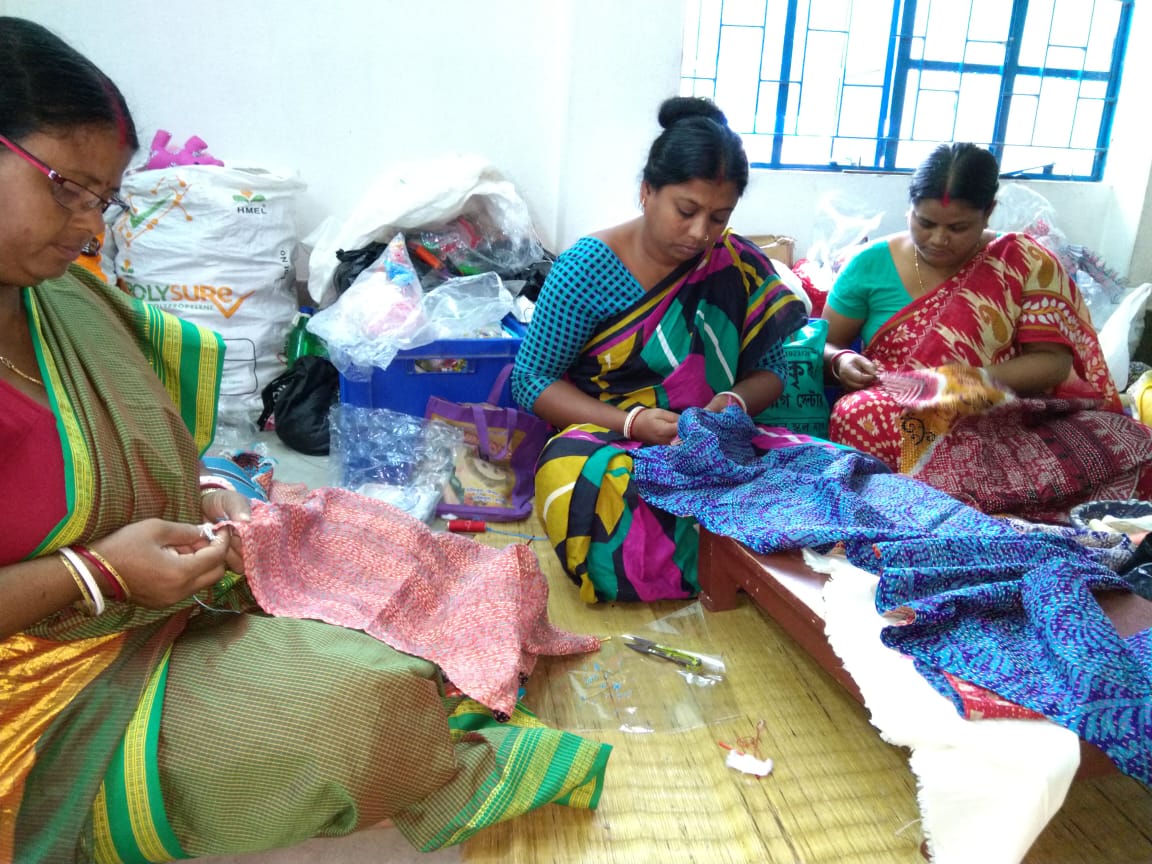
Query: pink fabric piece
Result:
<box><xmin>749</xmin><ymin>426</ymin><xmax>840</xmax><ymax>451</ymax></box>
<box><xmin>236</xmin><ymin>486</ymin><xmax>599</xmax><ymax>716</ymax></box>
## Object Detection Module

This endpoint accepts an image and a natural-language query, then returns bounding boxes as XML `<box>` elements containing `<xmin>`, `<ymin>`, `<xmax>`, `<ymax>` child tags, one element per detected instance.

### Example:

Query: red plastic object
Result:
<box><xmin>447</xmin><ymin>519</ymin><xmax>487</xmax><ymax>533</ymax></box>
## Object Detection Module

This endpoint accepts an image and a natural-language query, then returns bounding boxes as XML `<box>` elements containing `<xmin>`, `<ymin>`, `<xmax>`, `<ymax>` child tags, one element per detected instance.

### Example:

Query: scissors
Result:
<box><xmin>619</xmin><ymin>634</ymin><xmax>703</xmax><ymax>671</ymax></box>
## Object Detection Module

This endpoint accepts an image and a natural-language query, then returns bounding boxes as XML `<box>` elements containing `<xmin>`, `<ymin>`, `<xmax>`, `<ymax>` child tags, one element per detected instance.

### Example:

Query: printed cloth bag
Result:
<box><xmin>755</xmin><ymin>318</ymin><xmax>832</xmax><ymax>438</ymax></box>
<box><xmin>425</xmin><ymin>366</ymin><xmax>550</xmax><ymax>521</ymax></box>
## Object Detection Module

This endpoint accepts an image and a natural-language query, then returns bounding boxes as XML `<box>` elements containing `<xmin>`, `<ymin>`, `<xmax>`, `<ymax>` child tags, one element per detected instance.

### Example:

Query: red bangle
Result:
<box><xmin>829</xmin><ymin>350</ymin><xmax>858</xmax><ymax>381</ymax></box>
<box><xmin>72</xmin><ymin>545</ymin><xmax>130</xmax><ymax>602</ymax></box>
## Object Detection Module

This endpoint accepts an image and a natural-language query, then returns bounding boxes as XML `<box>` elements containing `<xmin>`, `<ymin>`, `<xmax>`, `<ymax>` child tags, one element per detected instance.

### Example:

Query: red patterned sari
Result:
<box><xmin>829</xmin><ymin>233</ymin><xmax>1152</xmax><ymax>520</ymax></box>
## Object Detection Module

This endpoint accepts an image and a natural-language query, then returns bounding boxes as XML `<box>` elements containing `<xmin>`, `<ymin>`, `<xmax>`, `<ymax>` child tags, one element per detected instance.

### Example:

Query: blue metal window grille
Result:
<box><xmin>681</xmin><ymin>0</ymin><xmax>1133</xmax><ymax>180</ymax></box>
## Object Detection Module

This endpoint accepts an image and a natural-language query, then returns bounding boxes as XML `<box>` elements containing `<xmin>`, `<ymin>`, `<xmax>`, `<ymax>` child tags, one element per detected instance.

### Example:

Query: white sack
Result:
<box><xmin>107</xmin><ymin>165</ymin><xmax>306</xmax><ymax>420</ymax></box>
<box><xmin>1098</xmin><ymin>281</ymin><xmax>1151</xmax><ymax>390</ymax></box>
<box><xmin>304</xmin><ymin>153</ymin><xmax>539</xmax><ymax>306</ymax></box>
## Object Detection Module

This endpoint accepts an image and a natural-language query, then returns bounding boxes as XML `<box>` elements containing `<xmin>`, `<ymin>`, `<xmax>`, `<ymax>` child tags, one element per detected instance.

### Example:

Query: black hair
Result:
<box><xmin>0</xmin><ymin>17</ymin><xmax>138</xmax><ymax>149</ymax></box>
<box><xmin>908</xmin><ymin>143</ymin><xmax>999</xmax><ymax>211</ymax></box>
<box><xmin>642</xmin><ymin>96</ymin><xmax>749</xmax><ymax>195</ymax></box>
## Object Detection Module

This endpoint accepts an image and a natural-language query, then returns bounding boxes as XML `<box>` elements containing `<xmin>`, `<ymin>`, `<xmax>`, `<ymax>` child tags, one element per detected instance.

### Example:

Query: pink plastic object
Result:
<box><xmin>144</xmin><ymin>130</ymin><xmax>225</xmax><ymax>170</ymax></box>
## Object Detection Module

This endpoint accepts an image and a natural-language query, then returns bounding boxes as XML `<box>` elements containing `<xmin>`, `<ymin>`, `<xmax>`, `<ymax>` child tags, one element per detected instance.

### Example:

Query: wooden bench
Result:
<box><xmin>697</xmin><ymin>529</ymin><xmax>1152</xmax><ymax>779</ymax></box>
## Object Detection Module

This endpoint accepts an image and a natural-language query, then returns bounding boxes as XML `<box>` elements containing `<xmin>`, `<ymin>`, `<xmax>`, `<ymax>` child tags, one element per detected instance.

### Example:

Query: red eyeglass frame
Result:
<box><xmin>0</xmin><ymin>133</ymin><xmax>127</xmax><ymax>214</ymax></box>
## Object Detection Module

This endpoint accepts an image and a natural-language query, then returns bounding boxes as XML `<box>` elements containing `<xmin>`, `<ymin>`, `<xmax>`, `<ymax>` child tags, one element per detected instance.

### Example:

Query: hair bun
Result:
<box><xmin>658</xmin><ymin>96</ymin><xmax>728</xmax><ymax>129</ymax></box>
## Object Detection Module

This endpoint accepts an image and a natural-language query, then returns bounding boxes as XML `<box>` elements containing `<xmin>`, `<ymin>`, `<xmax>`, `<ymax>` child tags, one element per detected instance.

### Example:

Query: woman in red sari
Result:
<box><xmin>821</xmin><ymin>143</ymin><xmax>1152</xmax><ymax>520</ymax></box>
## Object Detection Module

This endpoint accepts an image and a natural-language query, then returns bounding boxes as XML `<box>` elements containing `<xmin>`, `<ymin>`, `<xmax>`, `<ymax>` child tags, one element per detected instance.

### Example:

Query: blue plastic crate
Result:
<box><xmin>339</xmin><ymin>317</ymin><xmax>525</xmax><ymax>416</ymax></box>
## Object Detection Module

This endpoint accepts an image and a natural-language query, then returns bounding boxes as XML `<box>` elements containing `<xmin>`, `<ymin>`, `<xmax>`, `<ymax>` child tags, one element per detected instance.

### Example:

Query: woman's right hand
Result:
<box><xmin>834</xmin><ymin>352</ymin><xmax>879</xmax><ymax>392</ymax></box>
<box><xmin>630</xmin><ymin>407</ymin><xmax>680</xmax><ymax>445</ymax></box>
<box><xmin>90</xmin><ymin>519</ymin><xmax>232</xmax><ymax>609</ymax></box>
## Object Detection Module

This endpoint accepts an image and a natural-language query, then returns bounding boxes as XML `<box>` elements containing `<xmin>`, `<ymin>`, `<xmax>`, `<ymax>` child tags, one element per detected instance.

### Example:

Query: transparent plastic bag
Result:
<box><xmin>410</xmin><ymin>210</ymin><xmax>543</xmax><ymax>289</ymax></box>
<box><xmin>328</xmin><ymin>403</ymin><xmax>463</xmax><ymax>522</ymax></box>
<box><xmin>306</xmin><ymin>233</ymin><xmax>423</xmax><ymax>374</ymax></box>
<box><xmin>308</xmin><ymin>232</ymin><xmax>515</xmax><ymax>378</ymax></box>
<box><xmin>547</xmin><ymin>603</ymin><xmax>738</xmax><ymax>734</ymax></box>
<box><xmin>403</xmin><ymin>272</ymin><xmax>513</xmax><ymax>345</ymax></box>
<box><xmin>989</xmin><ymin>183</ymin><xmax>1068</xmax><ymax>259</ymax></box>
<box><xmin>800</xmin><ymin>192</ymin><xmax>885</xmax><ymax>297</ymax></box>
<box><xmin>213</xmin><ymin>398</ymin><xmax>262</xmax><ymax>453</ymax></box>
<box><xmin>991</xmin><ymin>183</ymin><xmax>1136</xmax><ymax>332</ymax></box>
<box><xmin>305</xmin><ymin>154</ymin><xmax>543</xmax><ymax>305</ymax></box>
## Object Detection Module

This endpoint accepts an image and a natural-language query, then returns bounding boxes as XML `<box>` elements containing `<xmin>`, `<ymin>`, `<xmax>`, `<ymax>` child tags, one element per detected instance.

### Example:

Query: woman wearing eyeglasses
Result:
<box><xmin>0</xmin><ymin>17</ymin><xmax>610</xmax><ymax>862</ymax></box>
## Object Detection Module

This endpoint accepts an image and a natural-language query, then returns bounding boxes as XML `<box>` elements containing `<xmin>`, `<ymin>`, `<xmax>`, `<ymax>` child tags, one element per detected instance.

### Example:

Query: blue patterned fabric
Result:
<box><xmin>632</xmin><ymin>407</ymin><xmax>1152</xmax><ymax>785</ymax></box>
<box><xmin>997</xmin><ymin>516</ymin><xmax>1136</xmax><ymax>573</ymax></box>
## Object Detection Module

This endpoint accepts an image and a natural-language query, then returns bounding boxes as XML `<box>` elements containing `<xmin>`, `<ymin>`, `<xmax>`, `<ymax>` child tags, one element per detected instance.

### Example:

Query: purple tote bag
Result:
<box><xmin>425</xmin><ymin>365</ymin><xmax>551</xmax><ymax>521</ymax></box>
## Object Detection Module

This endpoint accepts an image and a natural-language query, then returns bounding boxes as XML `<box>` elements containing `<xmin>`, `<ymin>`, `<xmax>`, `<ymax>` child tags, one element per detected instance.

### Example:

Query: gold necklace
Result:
<box><xmin>0</xmin><ymin>354</ymin><xmax>43</xmax><ymax>387</ymax></box>
<box><xmin>913</xmin><ymin>246</ymin><xmax>926</xmax><ymax>296</ymax></box>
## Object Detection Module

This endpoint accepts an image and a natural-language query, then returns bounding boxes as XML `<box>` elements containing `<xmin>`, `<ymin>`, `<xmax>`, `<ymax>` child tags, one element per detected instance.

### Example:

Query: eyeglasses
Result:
<box><xmin>0</xmin><ymin>133</ymin><xmax>127</xmax><ymax>214</ymax></box>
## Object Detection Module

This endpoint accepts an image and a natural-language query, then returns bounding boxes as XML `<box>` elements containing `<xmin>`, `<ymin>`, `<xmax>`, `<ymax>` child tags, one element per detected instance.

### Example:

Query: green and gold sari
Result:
<box><xmin>1</xmin><ymin>268</ymin><xmax>610</xmax><ymax>863</ymax></box>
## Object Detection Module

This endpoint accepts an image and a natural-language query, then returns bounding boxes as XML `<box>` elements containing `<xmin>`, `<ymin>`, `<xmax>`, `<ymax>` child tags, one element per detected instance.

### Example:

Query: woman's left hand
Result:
<box><xmin>834</xmin><ymin>352</ymin><xmax>879</xmax><ymax>391</ymax></box>
<box><xmin>200</xmin><ymin>489</ymin><xmax>251</xmax><ymax>574</ymax></box>
<box><xmin>703</xmin><ymin>392</ymin><xmax>743</xmax><ymax>413</ymax></box>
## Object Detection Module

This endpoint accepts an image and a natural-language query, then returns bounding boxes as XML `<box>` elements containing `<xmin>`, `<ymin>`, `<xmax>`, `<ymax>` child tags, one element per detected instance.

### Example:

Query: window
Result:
<box><xmin>681</xmin><ymin>0</ymin><xmax>1133</xmax><ymax>180</ymax></box>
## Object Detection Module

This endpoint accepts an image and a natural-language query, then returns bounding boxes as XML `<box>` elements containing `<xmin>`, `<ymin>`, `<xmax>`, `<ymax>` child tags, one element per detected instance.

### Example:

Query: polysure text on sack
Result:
<box><xmin>118</xmin><ymin>280</ymin><xmax>256</xmax><ymax>319</ymax></box>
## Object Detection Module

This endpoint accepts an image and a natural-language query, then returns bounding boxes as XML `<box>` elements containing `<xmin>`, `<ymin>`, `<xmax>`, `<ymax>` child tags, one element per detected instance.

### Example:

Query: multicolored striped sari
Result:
<box><xmin>829</xmin><ymin>233</ymin><xmax>1152</xmax><ymax>519</ymax></box>
<box><xmin>535</xmin><ymin>232</ymin><xmax>807</xmax><ymax>602</ymax></box>
<box><xmin>2</xmin><ymin>269</ymin><xmax>611</xmax><ymax>863</ymax></box>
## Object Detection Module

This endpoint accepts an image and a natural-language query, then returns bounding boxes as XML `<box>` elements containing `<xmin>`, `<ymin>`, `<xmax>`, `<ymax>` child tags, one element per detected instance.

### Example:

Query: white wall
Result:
<box><xmin>554</xmin><ymin>3</ymin><xmax>687</xmax><ymax>245</ymax></box>
<box><xmin>6</xmin><ymin>0</ymin><xmax>1151</xmax><ymax>284</ymax></box>
<box><xmin>1097</xmin><ymin>0</ymin><xmax>1152</xmax><ymax>284</ymax></box>
<box><xmin>2</xmin><ymin>0</ymin><xmax>575</xmax><ymax>250</ymax></box>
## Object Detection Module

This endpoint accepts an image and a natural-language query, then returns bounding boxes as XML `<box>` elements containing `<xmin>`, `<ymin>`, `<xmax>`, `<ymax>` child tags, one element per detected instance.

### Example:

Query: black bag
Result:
<box><xmin>507</xmin><ymin>251</ymin><xmax>556</xmax><ymax>304</ymax></box>
<box><xmin>257</xmin><ymin>356</ymin><xmax>340</xmax><ymax>455</ymax></box>
<box><xmin>333</xmin><ymin>242</ymin><xmax>389</xmax><ymax>295</ymax></box>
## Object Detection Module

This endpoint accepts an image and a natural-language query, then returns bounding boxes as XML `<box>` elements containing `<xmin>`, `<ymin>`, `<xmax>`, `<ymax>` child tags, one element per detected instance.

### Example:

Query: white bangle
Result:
<box><xmin>199</xmin><ymin>475</ymin><xmax>235</xmax><ymax>494</ymax></box>
<box><xmin>622</xmin><ymin>405</ymin><xmax>648</xmax><ymax>440</ymax></box>
<box><xmin>716</xmin><ymin>390</ymin><xmax>747</xmax><ymax>413</ymax></box>
<box><xmin>60</xmin><ymin>546</ymin><xmax>106</xmax><ymax>616</ymax></box>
